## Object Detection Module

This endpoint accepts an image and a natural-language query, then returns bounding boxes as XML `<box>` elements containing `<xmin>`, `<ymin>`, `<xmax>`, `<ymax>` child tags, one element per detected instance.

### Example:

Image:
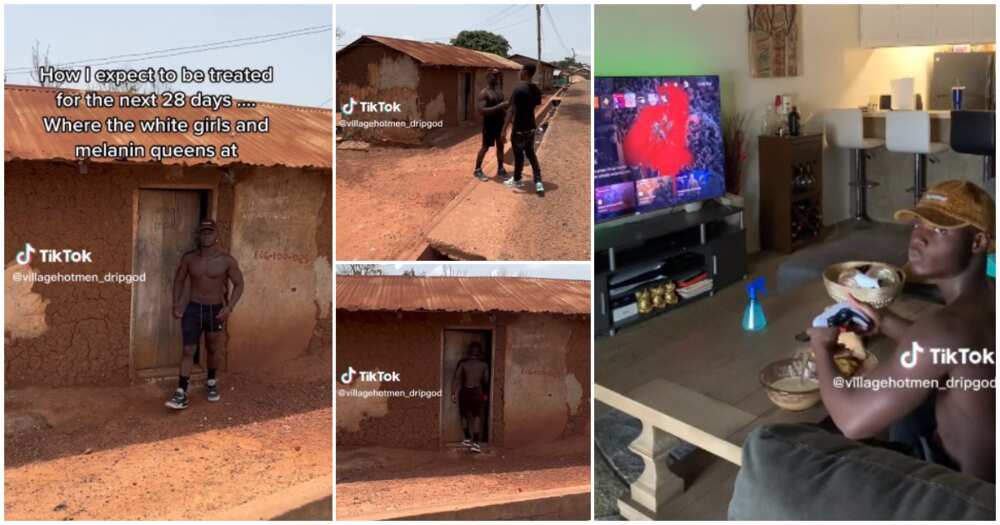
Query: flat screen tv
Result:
<box><xmin>594</xmin><ymin>75</ymin><xmax>726</xmax><ymax>224</ymax></box>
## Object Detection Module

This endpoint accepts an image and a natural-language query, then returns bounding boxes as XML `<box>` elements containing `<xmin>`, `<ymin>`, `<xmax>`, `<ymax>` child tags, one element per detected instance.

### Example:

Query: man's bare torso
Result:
<box><xmin>187</xmin><ymin>250</ymin><xmax>234</xmax><ymax>304</ymax></box>
<box><xmin>928</xmin><ymin>295</ymin><xmax>995</xmax><ymax>481</ymax></box>
<box><xmin>459</xmin><ymin>358</ymin><xmax>488</xmax><ymax>388</ymax></box>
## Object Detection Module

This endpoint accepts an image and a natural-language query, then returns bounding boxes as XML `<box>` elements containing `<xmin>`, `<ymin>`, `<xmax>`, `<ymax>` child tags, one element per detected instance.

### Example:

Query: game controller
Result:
<box><xmin>812</xmin><ymin>303</ymin><xmax>873</xmax><ymax>332</ymax></box>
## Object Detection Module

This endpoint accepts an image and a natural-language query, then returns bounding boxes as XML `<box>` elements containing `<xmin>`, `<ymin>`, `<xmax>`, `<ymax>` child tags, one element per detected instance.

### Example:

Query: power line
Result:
<box><xmin>6</xmin><ymin>25</ymin><xmax>331</xmax><ymax>74</ymax></box>
<box><xmin>478</xmin><ymin>4</ymin><xmax>519</xmax><ymax>28</ymax></box>
<box><xmin>544</xmin><ymin>6</ymin><xmax>571</xmax><ymax>58</ymax></box>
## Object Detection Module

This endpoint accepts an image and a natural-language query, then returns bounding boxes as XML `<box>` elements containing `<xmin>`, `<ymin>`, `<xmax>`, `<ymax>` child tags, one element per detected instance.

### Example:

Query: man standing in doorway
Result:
<box><xmin>473</xmin><ymin>68</ymin><xmax>510</xmax><ymax>181</ymax></box>
<box><xmin>166</xmin><ymin>219</ymin><xmax>245</xmax><ymax>410</ymax></box>
<box><xmin>451</xmin><ymin>341</ymin><xmax>490</xmax><ymax>452</ymax></box>
<box><xmin>503</xmin><ymin>62</ymin><xmax>545</xmax><ymax>195</ymax></box>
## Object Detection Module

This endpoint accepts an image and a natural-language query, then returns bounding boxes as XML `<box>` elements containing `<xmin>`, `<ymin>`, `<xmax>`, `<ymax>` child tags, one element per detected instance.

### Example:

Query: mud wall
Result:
<box><xmin>4</xmin><ymin>159</ymin><xmax>332</xmax><ymax>387</ymax></box>
<box><xmin>335</xmin><ymin>310</ymin><xmax>589</xmax><ymax>450</ymax></box>
<box><xmin>227</xmin><ymin>167</ymin><xmax>332</xmax><ymax>378</ymax></box>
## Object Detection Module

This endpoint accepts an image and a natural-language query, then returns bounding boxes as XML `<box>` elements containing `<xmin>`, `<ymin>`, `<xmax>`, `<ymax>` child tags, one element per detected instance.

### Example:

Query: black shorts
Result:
<box><xmin>181</xmin><ymin>302</ymin><xmax>225</xmax><ymax>346</ymax></box>
<box><xmin>482</xmin><ymin>123</ymin><xmax>504</xmax><ymax>147</ymax></box>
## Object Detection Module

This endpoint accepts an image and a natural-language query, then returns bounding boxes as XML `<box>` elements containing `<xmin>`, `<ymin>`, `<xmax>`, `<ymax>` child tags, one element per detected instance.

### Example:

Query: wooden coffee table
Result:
<box><xmin>595</xmin><ymin>278</ymin><xmax>934</xmax><ymax>519</ymax></box>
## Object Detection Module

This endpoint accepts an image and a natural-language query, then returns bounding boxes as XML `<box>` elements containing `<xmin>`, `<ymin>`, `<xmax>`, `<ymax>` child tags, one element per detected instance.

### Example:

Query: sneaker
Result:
<box><xmin>504</xmin><ymin>177</ymin><xmax>524</xmax><ymax>189</ymax></box>
<box><xmin>206</xmin><ymin>379</ymin><xmax>220</xmax><ymax>402</ymax></box>
<box><xmin>462</xmin><ymin>438</ymin><xmax>473</xmax><ymax>447</ymax></box>
<box><xmin>535</xmin><ymin>181</ymin><xmax>545</xmax><ymax>194</ymax></box>
<box><xmin>165</xmin><ymin>388</ymin><xmax>188</xmax><ymax>410</ymax></box>
<box><xmin>471</xmin><ymin>442</ymin><xmax>482</xmax><ymax>453</ymax></box>
<box><xmin>473</xmin><ymin>168</ymin><xmax>488</xmax><ymax>181</ymax></box>
<box><xmin>496</xmin><ymin>167</ymin><xmax>509</xmax><ymax>180</ymax></box>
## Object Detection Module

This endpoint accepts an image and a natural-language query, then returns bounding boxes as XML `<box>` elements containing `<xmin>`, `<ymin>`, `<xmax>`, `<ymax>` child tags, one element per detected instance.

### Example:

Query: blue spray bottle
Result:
<box><xmin>742</xmin><ymin>277</ymin><xmax>767</xmax><ymax>331</ymax></box>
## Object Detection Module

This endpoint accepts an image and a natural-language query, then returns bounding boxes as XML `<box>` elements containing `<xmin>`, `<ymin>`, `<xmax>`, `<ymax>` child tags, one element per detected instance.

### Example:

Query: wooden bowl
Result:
<box><xmin>823</xmin><ymin>261</ymin><xmax>904</xmax><ymax>309</ymax></box>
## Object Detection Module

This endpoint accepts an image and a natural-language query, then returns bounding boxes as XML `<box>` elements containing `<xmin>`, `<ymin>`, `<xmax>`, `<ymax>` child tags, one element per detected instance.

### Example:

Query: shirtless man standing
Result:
<box><xmin>808</xmin><ymin>180</ymin><xmax>995</xmax><ymax>481</ymax></box>
<box><xmin>166</xmin><ymin>219</ymin><xmax>245</xmax><ymax>410</ymax></box>
<box><xmin>473</xmin><ymin>69</ymin><xmax>510</xmax><ymax>181</ymax></box>
<box><xmin>451</xmin><ymin>342</ymin><xmax>490</xmax><ymax>453</ymax></box>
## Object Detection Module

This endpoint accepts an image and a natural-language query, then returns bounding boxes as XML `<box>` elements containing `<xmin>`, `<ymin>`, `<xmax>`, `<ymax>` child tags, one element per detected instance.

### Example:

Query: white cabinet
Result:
<box><xmin>859</xmin><ymin>5</ymin><xmax>900</xmax><ymax>48</ymax></box>
<box><xmin>899</xmin><ymin>5</ymin><xmax>936</xmax><ymax>45</ymax></box>
<box><xmin>859</xmin><ymin>4</ymin><xmax>996</xmax><ymax>47</ymax></box>
<box><xmin>934</xmin><ymin>5</ymin><xmax>974</xmax><ymax>43</ymax></box>
<box><xmin>972</xmin><ymin>5</ymin><xmax>996</xmax><ymax>44</ymax></box>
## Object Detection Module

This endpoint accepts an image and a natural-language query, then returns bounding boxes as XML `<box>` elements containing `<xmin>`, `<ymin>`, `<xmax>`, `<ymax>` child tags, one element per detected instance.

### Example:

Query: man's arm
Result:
<box><xmin>482</xmin><ymin>365</ymin><xmax>490</xmax><ymax>398</ymax></box>
<box><xmin>216</xmin><ymin>256</ymin><xmax>244</xmax><ymax>321</ymax></box>
<box><xmin>808</xmin><ymin>316</ymin><xmax>957</xmax><ymax>439</ymax></box>
<box><xmin>451</xmin><ymin>361</ymin><xmax>465</xmax><ymax>403</ymax></box>
<box><xmin>478</xmin><ymin>89</ymin><xmax>508</xmax><ymax>116</ymax></box>
<box><xmin>502</xmin><ymin>98</ymin><xmax>515</xmax><ymax>138</ymax></box>
<box><xmin>172</xmin><ymin>253</ymin><xmax>190</xmax><ymax>318</ymax></box>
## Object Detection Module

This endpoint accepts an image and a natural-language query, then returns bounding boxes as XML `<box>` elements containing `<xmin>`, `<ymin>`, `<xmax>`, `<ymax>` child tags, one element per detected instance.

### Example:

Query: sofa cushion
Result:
<box><xmin>729</xmin><ymin>423</ymin><xmax>995</xmax><ymax>520</ymax></box>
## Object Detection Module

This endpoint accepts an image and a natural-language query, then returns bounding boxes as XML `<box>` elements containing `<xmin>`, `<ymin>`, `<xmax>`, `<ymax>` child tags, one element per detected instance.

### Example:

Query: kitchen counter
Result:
<box><xmin>862</xmin><ymin>110</ymin><xmax>951</xmax><ymax>143</ymax></box>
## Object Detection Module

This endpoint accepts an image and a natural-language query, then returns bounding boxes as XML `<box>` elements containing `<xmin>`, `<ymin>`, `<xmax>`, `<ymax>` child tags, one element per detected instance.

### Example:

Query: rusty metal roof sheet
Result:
<box><xmin>336</xmin><ymin>275</ymin><xmax>590</xmax><ymax>315</ymax></box>
<box><xmin>508</xmin><ymin>54</ymin><xmax>557</xmax><ymax>69</ymax></box>
<box><xmin>4</xmin><ymin>84</ymin><xmax>332</xmax><ymax>168</ymax></box>
<box><xmin>338</xmin><ymin>35</ymin><xmax>522</xmax><ymax>71</ymax></box>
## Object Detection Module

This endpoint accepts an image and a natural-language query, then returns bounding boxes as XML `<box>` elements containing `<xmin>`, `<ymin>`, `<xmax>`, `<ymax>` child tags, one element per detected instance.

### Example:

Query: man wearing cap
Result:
<box><xmin>473</xmin><ymin>68</ymin><xmax>510</xmax><ymax>181</ymax></box>
<box><xmin>165</xmin><ymin>218</ymin><xmax>245</xmax><ymax>410</ymax></box>
<box><xmin>503</xmin><ymin>62</ymin><xmax>545</xmax><ymax>194</ymax></box>
<box><xmin>808</xmin><ymin>180</ymin><xmax>995</xmax><ymax>481</ymax></box>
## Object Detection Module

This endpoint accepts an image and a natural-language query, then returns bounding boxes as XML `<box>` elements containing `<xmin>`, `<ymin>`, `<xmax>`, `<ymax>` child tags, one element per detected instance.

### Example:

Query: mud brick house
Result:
<box><xmin>4</xmin><ymin>84</ymin><xmax>332</xmax><ymax>387</ymax></box>
<box><xmin>336</xmin><ymin>275</ymin><xmax>591</xmax><ymax>450</ymax></box>
<box><xmin>508</xmin><ymin>54</ymin><xmax>556</xmax><ymax>91</ymax></box>
<box><xmin>336</xmin><ymin>35</ymin><xmax>523</xmax><ymax>144</ymax></box>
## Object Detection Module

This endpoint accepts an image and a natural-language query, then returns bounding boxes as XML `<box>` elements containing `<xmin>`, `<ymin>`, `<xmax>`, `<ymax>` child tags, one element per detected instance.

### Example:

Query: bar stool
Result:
<box><xmin>950</xmin><ymin>110</ymin><xmax>995</xmax><ymax>185</ymax></box>
<box><xmin>885</xmin><ymin>111</ymin><xmax>949</xmax><ymax>206</ymax></box>
<box><xmin>825</xmin><ymin>109</ymin><xmax>883</xmax><ymax>221</ymax></box>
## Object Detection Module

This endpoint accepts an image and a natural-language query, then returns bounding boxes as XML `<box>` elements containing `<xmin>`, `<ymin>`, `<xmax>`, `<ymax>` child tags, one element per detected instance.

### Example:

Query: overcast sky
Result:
<box><xmin>336</xmin><ymin>4</ymin><xmax>591</xmax><ymax>64</ymax></box>
<box><xmin>338</xmin><ymin>263</ymin><xmax>591</xmax><ymax>280</ymax></box>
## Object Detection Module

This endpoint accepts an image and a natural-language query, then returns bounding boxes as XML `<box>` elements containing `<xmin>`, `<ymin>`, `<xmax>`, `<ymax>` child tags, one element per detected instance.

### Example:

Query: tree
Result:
<box><xmin>552</xmin><ymin>56</ymin><xmax>587</xmax><ymax>72</ymax></box>
<box><xmin>30</xmin><ymin>40</ymin><xmax>63</xmax><ymax>88</ymax></box>
<box><xmin>450</xmin><ymin>30</ymin><xmax>510</xmax><ymax>57</ymax></box>
<box><xmin>401</xmin><ymin>268</ymin><xmax>419</xmax><ymax>277</ymax></box>
<box><xmin>336</xmin><ymin>264</ymin><xmax>384</xmax><ymax>276</ymax></box>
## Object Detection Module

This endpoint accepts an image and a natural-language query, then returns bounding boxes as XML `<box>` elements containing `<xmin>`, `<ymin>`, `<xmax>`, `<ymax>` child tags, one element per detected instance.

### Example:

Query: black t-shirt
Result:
<box><xmin>511</xmin><ymin>82</ymin><xmax>542</xmax><ymax>132</ymax></box>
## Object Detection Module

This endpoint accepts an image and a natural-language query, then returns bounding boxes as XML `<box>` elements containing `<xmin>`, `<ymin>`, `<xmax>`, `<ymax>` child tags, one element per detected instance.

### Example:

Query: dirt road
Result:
<box><xmin>426</xmin><ymin>81</ymin><xmax>592</xmax><ymax>260</ymax></box>
<box><xmin>335</xmin><ymin>122</ymin><xmax>486</xmax><ymax>260</ymax></box>
<box><xmin>5</xmin><ymin>374</ymin><xmax>332</xmax><ymax>520</ymax></box>
<box><xmin>336</xmin><ymin>435</ymin><xmax>591</xmax><ymax>519</ymax></box>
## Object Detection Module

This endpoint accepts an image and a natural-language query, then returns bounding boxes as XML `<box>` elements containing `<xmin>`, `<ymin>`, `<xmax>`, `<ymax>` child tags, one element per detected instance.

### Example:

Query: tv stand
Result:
<box><xmin>595</xmin><ymin>202</ymin><xmax>748</xmax><ymax>335</ymax></box>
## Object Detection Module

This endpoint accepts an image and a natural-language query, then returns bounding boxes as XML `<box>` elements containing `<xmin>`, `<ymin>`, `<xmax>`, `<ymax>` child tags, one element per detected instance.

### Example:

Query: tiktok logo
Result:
<box><xmin>340</xmin><ymin>366</ymin><xmax>357</xmax><ymax>385</ymax></box>
<box><xmin>341</xmin><ymin>97</ymin><xmax>357</xmax><ymax>115</ymax></box>
<box><xmin>901</xmin><ymin>342</ymin><xmax>925</xmax><ymax>369</ymax></box>
<box><xmin>16</xmin><ymin>243</ymin><xmax>35</xmax><ymax>265</ymax></box>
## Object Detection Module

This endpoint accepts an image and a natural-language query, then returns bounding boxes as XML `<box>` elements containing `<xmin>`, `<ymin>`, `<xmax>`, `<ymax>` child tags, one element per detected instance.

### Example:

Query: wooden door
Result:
<box><xmin>132</xmin><ymin>189</ymin><xmax>203</xmax><ymax>375</ymax></box>
<box><xmin>441</xmin><ymin>329</ymin><xmax>491</xmax><ymax>444</ymax></box>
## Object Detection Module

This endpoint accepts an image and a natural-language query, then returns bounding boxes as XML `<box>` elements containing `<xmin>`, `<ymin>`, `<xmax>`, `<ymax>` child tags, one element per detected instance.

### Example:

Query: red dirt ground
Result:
<box><xmin>335</xmin><ymin>124</ymin><xmax>486</xmax><ymax>261</ymax></box>
<box><xmin>336</xmin><ymin>435</ymin><xmax>591</xmax><ymax>519</ymax></box>
<box><xmin>4</xmin><ymin>371</ymin><xmax>332</xmax><ymax>520</ymax></box>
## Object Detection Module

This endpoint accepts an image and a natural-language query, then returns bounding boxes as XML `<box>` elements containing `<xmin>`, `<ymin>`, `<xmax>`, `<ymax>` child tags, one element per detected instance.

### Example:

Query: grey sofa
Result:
<box><xmin>729</xmin><ymin>424</ymin><xmax>995</xmax><ymax>520</ymax></box>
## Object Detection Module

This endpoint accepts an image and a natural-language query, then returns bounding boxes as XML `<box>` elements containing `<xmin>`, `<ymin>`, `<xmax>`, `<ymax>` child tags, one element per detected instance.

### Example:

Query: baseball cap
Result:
<box><xmin>198</xmin><ymin>219</ymin><xmax>218</xmax><ymax>232</ymax></box>
<box><xmin>894</xmin><ymin>180</ymin><xmax>995</xmax><ymax>241</ymax></box>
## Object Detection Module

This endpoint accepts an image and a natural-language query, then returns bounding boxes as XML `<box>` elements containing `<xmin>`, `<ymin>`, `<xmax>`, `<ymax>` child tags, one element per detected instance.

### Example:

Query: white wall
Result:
<box><xmin>596</xmin><ymin>4</ymin><xmax>995</xmax><ymax>252</ymax></box>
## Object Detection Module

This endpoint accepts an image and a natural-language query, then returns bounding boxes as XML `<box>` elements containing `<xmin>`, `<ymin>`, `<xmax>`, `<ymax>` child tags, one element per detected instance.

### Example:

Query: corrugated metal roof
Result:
<box><xmin>4</xmin><ymin>84</ymin><xmax>331</xmax><ymax>168</ymax></box>
<box><xmin>336</xmin><ymin>275</ymin><xmax>590</xmax><ymax>315</ymax></box>
<box><xmin>508</xmin><ymin>54</ymin><xmax>556</xmax><ymax>69</ymax></box>
<box><xmin>339</xmin><ymin>35</ymin><xmax>523</xmax><ymax>71</ymax></box>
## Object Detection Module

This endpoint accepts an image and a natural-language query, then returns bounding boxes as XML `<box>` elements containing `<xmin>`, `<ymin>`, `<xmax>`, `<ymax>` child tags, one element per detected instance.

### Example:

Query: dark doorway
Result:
<box><xmin>441</xmin><ymin>328</ymin><xmax>493</xmax><ymax>444</ymax></box>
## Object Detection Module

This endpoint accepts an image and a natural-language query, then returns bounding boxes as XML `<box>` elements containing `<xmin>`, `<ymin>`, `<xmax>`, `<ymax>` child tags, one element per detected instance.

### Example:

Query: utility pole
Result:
<box><xmin>536</xmin><ymin>4</ymin><xmax>542</xmax><ymax>84</ymax></box>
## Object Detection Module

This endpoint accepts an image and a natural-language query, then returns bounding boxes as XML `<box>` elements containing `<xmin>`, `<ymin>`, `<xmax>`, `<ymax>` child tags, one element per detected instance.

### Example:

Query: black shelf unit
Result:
<box><xmin>595</xmin><ymin>202</ymin><xmax>748</xmax><ymax>336</ymax></box>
